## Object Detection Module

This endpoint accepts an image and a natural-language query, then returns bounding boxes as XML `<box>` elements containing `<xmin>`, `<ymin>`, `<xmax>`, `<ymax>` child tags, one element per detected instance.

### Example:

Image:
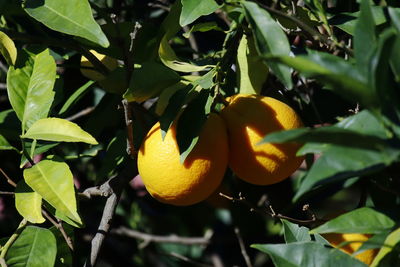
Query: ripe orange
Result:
<box><xmin>324</xmin><ymin>233</ymin><xmax>378</xmax><ymax>265</ymax></box>
<box><xmin>220</xmin><ymin>94</ymin><xmax>304</xmax><ymax>185</ymax></box>
<box><xmin>137</xmin><ymin>113</ymin><xmax>229</xmax><ymax>206</ymax></box>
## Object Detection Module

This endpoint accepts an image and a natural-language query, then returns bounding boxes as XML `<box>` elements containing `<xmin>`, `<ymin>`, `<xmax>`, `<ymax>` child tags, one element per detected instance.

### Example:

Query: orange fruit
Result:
<box><xmin>220</xmin><ymin>94</ymin><xmax>304</xmax><ymax>185</ymax></box>
<box><xmin>324</xmin><ymin>233</ymin><xmax>378</xmax><ymax>265</ymax></box>
<box><xmin>137</xmin><ymin>113</ymin><xmax>229</xmax><ymax>206</ymax></box>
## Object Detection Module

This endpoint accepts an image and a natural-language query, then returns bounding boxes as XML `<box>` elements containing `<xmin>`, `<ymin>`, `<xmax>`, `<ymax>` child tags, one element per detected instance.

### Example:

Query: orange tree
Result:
<box><xmin>0</xmin><ymin>0</ymin><xmax>400</xmax><ymax>266</ymax></box>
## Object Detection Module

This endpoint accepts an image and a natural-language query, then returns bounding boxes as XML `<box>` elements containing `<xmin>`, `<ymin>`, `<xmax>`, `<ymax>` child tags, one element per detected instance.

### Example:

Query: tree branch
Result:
<box><xmin>234</xmin><ymin>227</ymin><xmax>252</xmax><ymax>267</ymax></box>
<box><xmin>111</xmin><ymin>226</ymin><xmax>212</xmax><ymax>248</ymax></box>
<box><xmin>0</xmin><ymin>168</ymin><xmax>17</xmax><ymax>188</ymax></box>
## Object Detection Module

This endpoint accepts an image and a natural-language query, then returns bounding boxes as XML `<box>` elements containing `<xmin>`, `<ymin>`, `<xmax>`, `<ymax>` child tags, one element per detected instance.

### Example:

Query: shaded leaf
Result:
<box><xmin>389</xmin><ymin>7</ymin><xmax>400</xmax><ymax>33</ymax></box>
<box><xmin>180</xmin><ymin>0</ymin><xmax>220</xmax><ymax>26</ymax></box>
<box><xmin>59</xmin><ymin>81</ymin><xmax>94</xmax><ymax>115</ymax></box>
<box><xmin>50</xmin><ymin>226</ymin><xmax>73</xmax><ymax>267</ymax></box>
<box><xmin>6</xmin><ymin>226</ymin><xmax>57</xmax><ymax>267</ymax></box>
<box><xmin>0</xmin><ymin>31</ymin><xmax>17</xmax><ymax>65</ymax></box>
<box><xmin>124</xmin><ymin>61</ymin><xmax>181</xmax><ymax>102</ymax></box>
<box><xmin>243</xmin><ymin>1</ymin><xmax>292</xmax><ymax>88</ymax></box>
<box><xmin>15</xmin><ymin>180</ymin><xmax>45</xmax><ymax>224</ymax></box>
<box><xmin>0</xmin><ymin>134</ymin><xmax>17</xmax><ymax>151</ymax></box>
<box><xmin>156</xmin><ymin>81</ymin><xmax>190</xmax><ymax>116</ymax></box>
<box><xmin>23</xmin><ymin>118</ymin><xmax>98</xmax><ymax>145</ymax></box>
<box><xmin>23</xmin><ymin>159</ymin><xmax>82</xmax><ymax>225</ymax></box>
<box><xmin>24</xmin><ymin>0</ymin><xmax>109</xmax><ymax>47</ymax></box>
<box><xmin>281</xmin><ymin>219</ymin><xmax>311</xmax><ymax>243</ymax></box>
<box><xmin>20</xmin><ymin>140</ymin><xmax>58</xmax><ymax>168</ymax></box>
<box><xmin>252</xmin><ymin>241</ymin><xmax>367</xmax><ymax>267</ymax></box>
<box><xmin>310</xmin><ymin>208</ymin><xmax>395</xmax><ymax>234</ymax></box>
<box><xmin>182</xmin><ymin>22</ymin><xmax>224</xmax><ymax>38</ymax></box>
<box><xmin>7</xmin><ymin>48</ymin><xmax>56</xmax><ymax>132</ymax></box>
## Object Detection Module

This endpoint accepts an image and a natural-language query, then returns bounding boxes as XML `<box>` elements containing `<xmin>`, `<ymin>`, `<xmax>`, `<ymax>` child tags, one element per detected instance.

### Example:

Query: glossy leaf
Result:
<box><xmin>23</xmin><ymin>118</ymin><xmax>98</xmax><ymax>145</ymax></box>
<box><xmin>252</xmin><ymin>241</ymin><xmax>367</xmax><ymax>267</ymax></box>
<box><xmin>310</xmin><ymin>208</ymin><xmax>395</xmax><ymax>234</ymax></box>
<box><xmin>371</xmin><ymin>227</ymin><xmax>400</xmax><ymax>267</ymax></box>
<box><xmin>180</xmin><ymin>0</ymin><xmax>220</xmax><ymax>26</ymax></box>
<box><xmin>266</xmin><ymin>51</ymin><xmax>376</xmax><ymax>108</ymax></box>
<box><xmin>237</xmin><ymin>34</ymin><xmax>269</xmax><ymax>94</ymax></box>
<box><xmin>0</xmin><ymin>31</ymin><xmax>17</xmax><ymax>65</ymax></box>
<box><xmin>15</xmin><ymin>180</ymin><xmax>45</xmax><ymax>224</ymax></box>
<box><xmin>24</xmin><ymin>0</ymin><xmax>109</xmax><ymax>47</ymax></box>
<box><xmin>243</xmin><ymin>1</ymin><xmax>292</xmax><ymax>89</ymax></box>
<box><xmin>159</xmin><ymin>36</ymin><xmax>214</xmax><ymax>72</ymax></box>
<box><xmin>7</xmin><ymin>48</ymin><xmax>56</xmax><ymax>132</ymax></box>
<box><xmin>5</xmin><ymin>226</ymin><xmax>57</xmax><ymax>267</ymax></box>
<box><xmin>124</xmin><ymin>61</ymin><xmax>181</xmax><ymax>102</ymax></box>
<box><xmin>23</xmin><ymin>159</ymin><xmax>82</xmax><ymax>225</ymax></box>
<box><xmin>281</xmin><ymin>219</ymin><xmax>311</xmax><ymax>243</ymax></box>
<box><xmin>59</xmin><ymin>81</ymin><xmax>94</xmax><ymax>115</ymax></box>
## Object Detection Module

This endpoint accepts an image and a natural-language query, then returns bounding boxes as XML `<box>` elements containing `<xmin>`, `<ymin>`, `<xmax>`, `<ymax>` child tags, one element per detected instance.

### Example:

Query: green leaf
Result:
<box><xmin>266</xmin><ymin>51</ymin><xmax>376</xmax><ymax>107</ymax></box>
<box><xmin>124</xmin><ymin>61</ymin><xmax>181</xmax><ymax>102</ymax></box>
<box><xmin>0</xmin><ymin>31</ymin><xmax>17</xmax><ymax>65</ymax></box>
<box><xmin>237</xmin><ymin>34</ymin><xmax>269</xmax><ymax>94</ymax></box>
<box><xmin>242</xmin><ymin>1</ymin><xmax>292</xmax><ymax>89</ymax></box>
<box><xmin>180</xmin><ymin>0</ymin><xmax>221</xmax><ymax>26</ymax></box>
<box><xmin>5</xmin><ymin>226</ymin><xmax>57</xmax><ymax>267</ymax></box>
<box><xmin>22</xmin><ymin>118</ymin><xmax>98</xmax><ymax>145</ymax></box>
<box><xmin>371</xmin><ymin>227</ymin><xmax>400</xmax><ymax>267</ymax></box>
<box><xmin>159</xmin><ymin>36</ymin><xmax>214</xmax><ymax>72</ymax></box>
<box><xmin>390</xmin><ymin>36</ymin><xmax>400</xmax><ymax>82</ymax></box>
<box><xmin>0</xmin><ymin>109</ymin><xmax>21</xmax><ymax>140</ymax></box>
<box><xmin>0</xmin><ymin>134</ymin><xmax>17</xmax><ymax>151</ymax></box>
<box><xmin>7</xmin><ymin>48</ymin><xmax>56</xmax><ymax>132</ymax></box>
<box><xmin>59</xmin><ymin>81</ymin><xmax>94</xmax><ymax>115</ymax></box>
<box><xmin>24</xmin><ymin>0</ymin><xmax>109</xmax><ymax>47</ymax></box>
<box><xmin>15</xmin><ymin>180</ymin><xmax>45</xmax><ymax>224</ymax></box>
<box><xmin>155</xmin><ymin>81</ymin><xmax>191</xmax><ymax>116</ymax></box>
<box><xmin>97</xmin><ymin>131</ymin><xmax>126</xmax><ymax>179</ymax></box>
<box><xmin>354</xmin><ymin>0</ymin><xmax>377</xmax><ymax>76</ymax></box>
<box><xmin>182</xmin><ymin>22</ymin><xmax>224</xmax><ymax>38</ymax></box>
<box><xmin>281</xmin><ymin>219</ymin><xmax>311</xmax><ymax>243</ymax></box>
<box><xmin>23</xmin><ymin>159</ymin><xmax>82</xmax><ymax>225</ymax></box>
<box><xmin>176</xmin><ymin>90</ymin><xmax>210</xmax><ymax>163</ymax></box>
<box><xmin>310</xmin><ymin>208</ymin><xmax>395</xmax><ymax>234</ymax></box>
<box><xmin>252</xmin><ymin>241</ymin><xmax>368</xmax><ymax>267</ymax></box>
<box><xmin>20</xmin><ymin>140</ymin><xmax>59</xmax><ymax>168</ymax></box>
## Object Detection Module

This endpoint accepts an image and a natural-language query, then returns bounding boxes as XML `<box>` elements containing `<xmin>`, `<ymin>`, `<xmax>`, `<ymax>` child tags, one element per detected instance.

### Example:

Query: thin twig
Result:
<box><xmin>41</xmin><ymin>209</ymin><xmax>74</xmax><ymax>251</ymax></box>
<box><xmin>0</xmin><ymin>168</ymin><xmax>17</xmax><ymax>188</ymax></box>
<box><xmin>219</xmin><ymin>193</ymin><xmax>318</xmax><ymax>225</ymax></box>
<box><xmin>122</xmin><ymin>100</ymin><xmax>136</xmax><ymax>157</ymax></box>
<box><xmin>0</xmin><ymin>192</ymin><xmax>14</xmax><ymax>195</ymax></box>
<box><xmin>112</xmin><ymin>226</ymin><xmax>212</xmax><ymax>248</ymax></box>
<box><xmin>65</xmin><ymin>107</ymin><xmax>95</xmax><ymax>121</ymax></box>
<box><xmin>234</xmin><ymin>227</ymin><xmax>252</xmax><ymax>267</ymax></box>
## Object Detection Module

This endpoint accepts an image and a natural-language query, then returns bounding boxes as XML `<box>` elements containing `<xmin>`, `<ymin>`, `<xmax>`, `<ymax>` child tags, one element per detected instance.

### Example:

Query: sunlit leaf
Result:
<box><xmin>23</xmin><ymin>159</ymin><xmax>82</xmax><ymax>225</ymax></box>
<box><xmin>24</xmin><ymin>0</ymin><xmax>109</xmax><ymax>47</ymax></box>
<box><xmin>6</xmin><ymin>226</ymin><xmax>57</xmax><ymax>267</ymax></box>
<box><xmin>23</xmin><ymin>118</ymin><xmax>98</xmax><ymax>145</ymax></box>
<box><xmin>0</xmin><ymin>31</ymin><xmax>17</xmax><ymax>65</ymax></box>
<box><xmin>15</xmin><ymin>180</ymin><xmax>45</xmax><ymax>224</ymax></box>
<box><xmin>281</xmin><ymin>219</ymin><xmax>311</xmax><ymax>243</ymax></box>
<box><xmin>7</xmin><ymin>48</ymin><xmax>56</xmax><ymax>132</ymax></box>
<box><xmin>371</xmin><ymin>227</ymin><xmax>400</xmax><ymax>267</ymax></box>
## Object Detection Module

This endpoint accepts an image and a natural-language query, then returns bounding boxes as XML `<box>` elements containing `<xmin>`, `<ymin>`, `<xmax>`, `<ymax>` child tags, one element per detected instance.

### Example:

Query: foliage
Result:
<box><xmin>0</xmin><ymin>0</ymin><xmax>399</xmax><ymax>266</ymax></box>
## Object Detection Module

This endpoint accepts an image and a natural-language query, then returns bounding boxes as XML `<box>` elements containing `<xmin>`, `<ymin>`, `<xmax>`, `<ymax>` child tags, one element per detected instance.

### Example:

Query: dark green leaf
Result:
<box><xmin>266</xmin><ymin>51</ymin><xmax>376</xmax><ymax>107</ymax></box>
<box><xmin>177</xmin><ymin>90</ymin><xmax>211</xmax><ymax>163</ymax></box>
<box><xmin>310</xmin><ymin>208</ymin><xmax>395</xmax><ymax>234</ymax></box>
<box><xmin>20</xmin><ymin>140</ymin><xmax>58</xmax><ymax>168</ymax></box>
<box><xmin>281</xmin><ymin>219</ymin><xmax>311</xmax><ymax>243</ymax></box>
<box><xmin>50</xmin><ymin>225</ymin><xmax>73</xmax><ymax>267</ymax></box>
<box><xmin>24</xmin><ymin>0</ymin><xmax>109</xmax><ymax>47</ymax></box>
<box><xmin>124</xmin><ymin>61</ymin><xmax>181</xmax><ymax>102</ymax></box>
<box><xmin>7</xmin><ymin>48</ymin><xmax>56</xmax><ymax>132</ymax></box>
<box><xmin>354</xmin><ymin>0</ymin><xmax>377</xmax><ymax>76</ymax></box>
<box><xmin>0</xmin><ymin>134</ymin><xmax>17</xmax><ymax>151</ymax></box>
<box><xmin>59</xmin><ymin>81</ymin><xmax>94</xmax><ymax>115</ymax></box>
<box><xmin>182</xmin><ymin>22</ymin><xmax>224</xmax><ymax>38</ymax></box>
<box><xmin>252</xmin><ymin>241</ymin><xmax>368</xmax><ymax>267</ymax></box>
<box><xmin>0</xmin><ymin>109</ymin><xmax>20</xmax><ymax>140</ymax></box>
<box><xmin>6</xmin><ymin>226</ymin><xmax>57</xmax><ymax>267</ymax></box>
<box><xmin>390</xmin><ymin>36</ymin><xmax>400</xmax><ymax>82</ymax></box>
<box><xmin>180</xmin><ymin>0</ymin><xmax>221</xmax><ymax>26</ymax></box>
<box><xmin>97</xmin><ymin>131</ymin><xmax>127</xmax><ymax>179</ymax></box>
<box><xmin>243</xmin><ymin>1</ymin><xmax>292</xmax><ymax>88</ymax></box>
<box><xmin>388</xmin><ymin>7</ymin><xmax>400</xmax><ymax>33</ymax></box>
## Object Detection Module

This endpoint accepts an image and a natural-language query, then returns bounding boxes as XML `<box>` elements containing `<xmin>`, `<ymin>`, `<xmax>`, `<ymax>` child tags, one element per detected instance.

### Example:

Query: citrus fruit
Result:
<box><xmin>80</xmin><ymin>50</ymin><xmax>118</xmax><ymax>81</ymax></box>
<box><xmin>137</xmin><ymin>113</ymin><xmax>229</xmax><ymax>206</ymax></box>
<box><xmin>220</xmin><ymin>94</ymin><xmax>304</xmax><ymax>185</ymax></box>
<box><xmin>324</xmin><ymin>233</ymin><xmax>378</xmax><ymax>265</ymax></box>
